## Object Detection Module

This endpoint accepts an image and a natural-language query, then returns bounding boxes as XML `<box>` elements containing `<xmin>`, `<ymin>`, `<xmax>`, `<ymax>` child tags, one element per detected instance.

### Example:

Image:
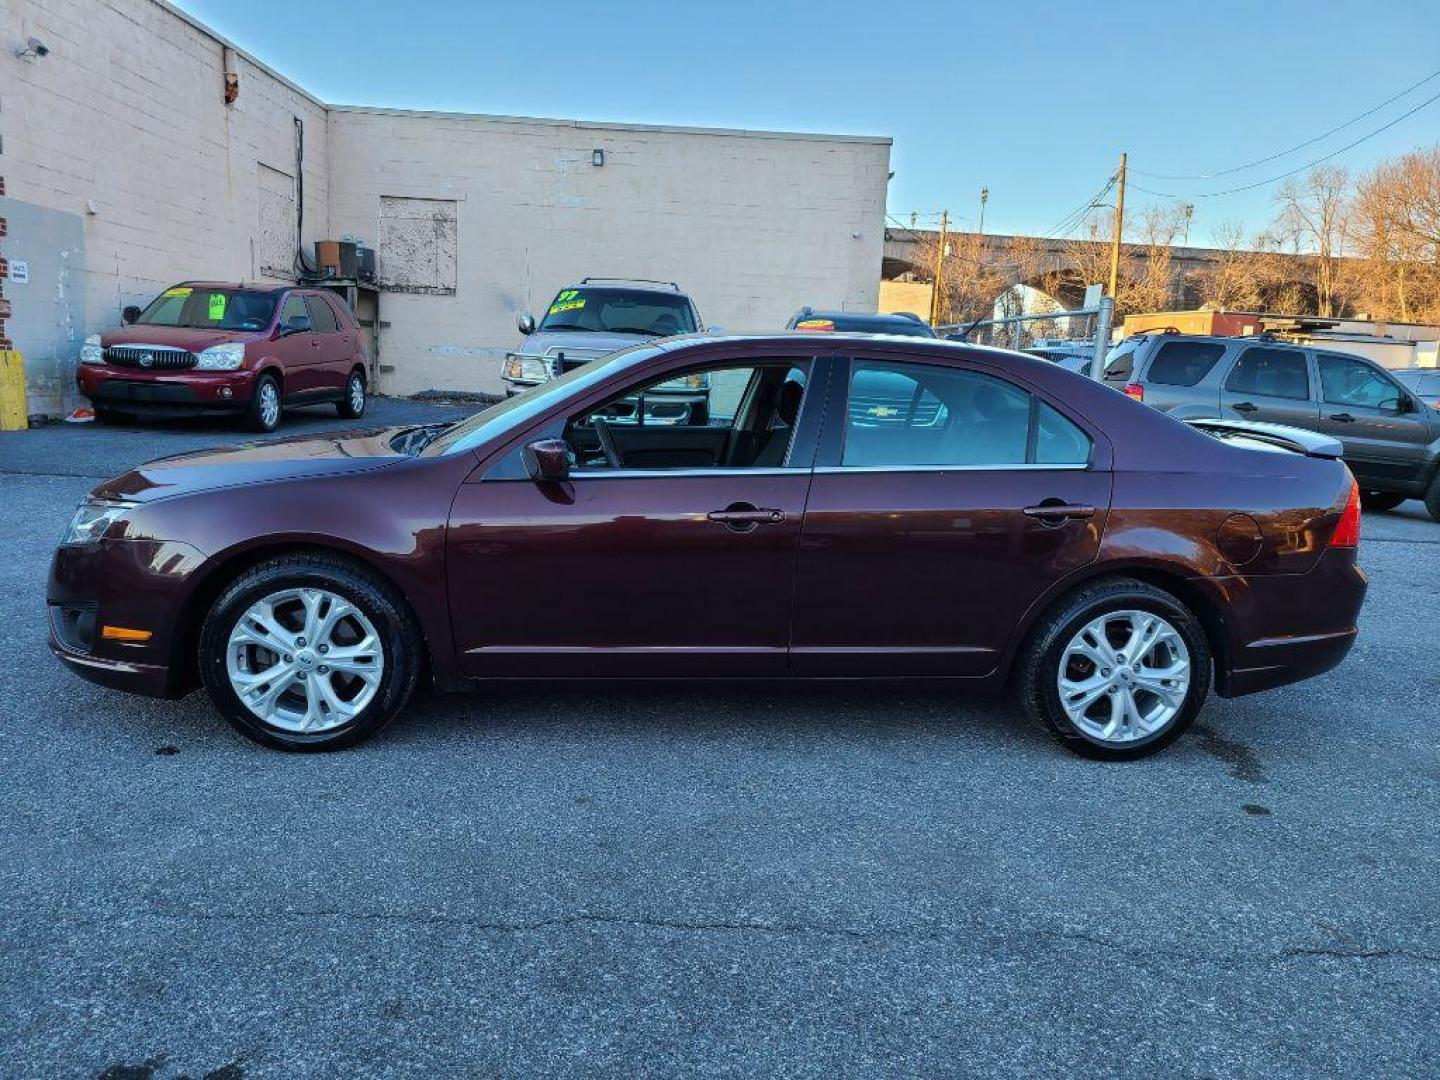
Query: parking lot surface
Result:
<box><xmin>2</xmin><ymin>400</ymin><xmax>1437</xmax><ymax>1079</ymax></box>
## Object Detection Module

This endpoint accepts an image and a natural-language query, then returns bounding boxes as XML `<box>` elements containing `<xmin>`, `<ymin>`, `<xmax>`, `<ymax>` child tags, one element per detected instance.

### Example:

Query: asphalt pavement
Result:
<box><xmin>1</xmin><ymin>399</ymin><xmax>1437</xmax><ymax>1079</ymax></box>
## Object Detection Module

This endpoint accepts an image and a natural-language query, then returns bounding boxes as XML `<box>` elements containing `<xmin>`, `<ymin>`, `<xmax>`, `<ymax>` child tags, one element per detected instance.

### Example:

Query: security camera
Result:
<box><xmin>15</xmin><ymin>36</ymin><xmax>49</xmax><ymax>58</ymax></box>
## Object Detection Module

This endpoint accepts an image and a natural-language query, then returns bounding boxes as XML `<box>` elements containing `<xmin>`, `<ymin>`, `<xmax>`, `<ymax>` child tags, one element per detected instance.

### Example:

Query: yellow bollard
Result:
<box><xmin>0</xmin><ymin>350</ymin><xmax>27</xmax><ymax>430</ymax></box>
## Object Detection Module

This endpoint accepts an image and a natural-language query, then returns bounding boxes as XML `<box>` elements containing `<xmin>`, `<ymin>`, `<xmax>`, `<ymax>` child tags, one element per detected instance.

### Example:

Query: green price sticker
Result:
<box><xmin>207</xmin><ymin>293</ymin><xmax>227</xmax><ymax>320</ymax></box>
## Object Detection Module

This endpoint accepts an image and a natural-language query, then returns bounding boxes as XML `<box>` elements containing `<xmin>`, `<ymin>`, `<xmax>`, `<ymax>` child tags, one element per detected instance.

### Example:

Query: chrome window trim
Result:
<box><xmin>567</xmin><ymin>467</ymin><xmax>802</xmax><ymax>480</ymax></box>
<box><xmin>814</xmin><ymin>463</ymin><xmax>1090</xmax><ymax>474</ymax></box>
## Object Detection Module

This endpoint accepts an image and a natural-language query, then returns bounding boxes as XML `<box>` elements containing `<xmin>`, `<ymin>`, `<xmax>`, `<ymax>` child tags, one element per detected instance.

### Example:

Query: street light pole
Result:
<box><xmin>978</xmin><ymin>187</ymin><xmax>989</xmax><ymax>235</ymax></box>
<box><xmin>1107</xmin><ymin>152</ymin><xmax>1127</xmax><ymax>299</ymax></box>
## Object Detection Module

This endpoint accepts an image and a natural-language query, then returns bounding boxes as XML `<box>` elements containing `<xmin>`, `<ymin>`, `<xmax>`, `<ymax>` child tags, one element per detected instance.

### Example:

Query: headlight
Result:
<box><xmin>80</xmin><ymin>334</ymin><xmax>104</xmax><ymax>365</ymax></box>
<box><xmin>61</xmin><ymin>499</ymin><xmax>137</xmax><ymax>546</ymax></box>
<box><xmin>195</xmin><ymin>342</ymin><xmax>246</xmax><ymax>370</ymax></box>
<box><xmin>503</xmin><ymin>354</ymin><xmax>551</xmax><ymax>382</ymax></box>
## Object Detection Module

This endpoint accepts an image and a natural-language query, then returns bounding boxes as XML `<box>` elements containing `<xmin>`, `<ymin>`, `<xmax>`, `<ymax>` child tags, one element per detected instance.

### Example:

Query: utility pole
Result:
<box><xmin>1107</xmin><ymin>152</ymin><xmax>1127</xmax><ymax>299</ymax></box>
<box><xmin>978</xmin><ymin>188</ymin><xmax>989</xmax><ymax>235</ymax></box>
<box><xmin>930</xmin><ymin>210</ymin><xmax>949</xmax><ymax>327</ymax></box>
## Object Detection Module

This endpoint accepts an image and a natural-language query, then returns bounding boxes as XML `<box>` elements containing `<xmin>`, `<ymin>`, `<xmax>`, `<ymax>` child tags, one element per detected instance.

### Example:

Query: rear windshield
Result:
<box><xmin>137</xmin><ymin>286</ymin><xmax>278</xmax><ymax>332</ymax></box>
<box><xmin>538</xmin><ymin>287</ymin><xmax>696</xmax><ymax>337</ymax></box>
<box><xmin>794</xmin><ymin>314</ymin><xmax>936</xmax><ymax>337</ymax></box>
<box><xmin>1145</xmin><ymin>340</ymin><xmax>1226</xmax><ymax>387</ymax></box>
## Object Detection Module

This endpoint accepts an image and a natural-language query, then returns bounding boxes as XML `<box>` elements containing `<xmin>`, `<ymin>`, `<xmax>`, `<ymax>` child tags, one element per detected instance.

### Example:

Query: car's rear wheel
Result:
<box><xmin>337</xmin><ymin>368</ymin><xmax>367</xmax><ymax>419</ymax></box>
<box><xmin>1017</xmin><ymin>578</ymin><xmax>1212</xmax><ymax>760</ymax></box>
<box><xmin>198</xmin><ymin>554</ymin><xmax>422</xmax><ymax>750</ymax></box>
<box><xmin>245</xmin><ymin>373</ymin><xmax>282</xmax><ymax>433</ymax></box>
<box><xmin>1424</xmin><ymin>473</ymin><xmax>1440</xmax><ymax>523</ymax></box>
<box><xmin>1360</xmin><ymin>490</ymin><xmax>1406</xmax><ymax>512</ymax></box>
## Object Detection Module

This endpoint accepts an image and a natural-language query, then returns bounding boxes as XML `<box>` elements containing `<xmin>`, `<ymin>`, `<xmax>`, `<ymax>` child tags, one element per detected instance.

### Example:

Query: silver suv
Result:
<box><xmin>1104</xmin><ymin>330</ymin><xmax>1440</xmax><ymax>519</ymax></box>
<box><xmin>503</xmin><ymin>279</ymin><xmax>710</xmax><ymax>424</ymax></box>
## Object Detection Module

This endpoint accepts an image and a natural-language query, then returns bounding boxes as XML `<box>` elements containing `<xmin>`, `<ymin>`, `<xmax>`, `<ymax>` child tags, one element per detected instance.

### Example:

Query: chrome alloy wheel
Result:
<box><xmin>348</xmin><ymin>373</ymin><xmax>365</xmax><ymax>413</ymax></box>
<box><xmin>258</xmin><ymin>380</ymin><xmax>280</xmax><ymax>428</ymax></box>
<box><xmin>225</xmin><ymin>587</ymin><xmax>384</xmax><ymax>733</ymax></box>
<box><xmin>1057</xmin><ymin>609</ymin><xmax>1191</xmax><ymax>744</ymax></box>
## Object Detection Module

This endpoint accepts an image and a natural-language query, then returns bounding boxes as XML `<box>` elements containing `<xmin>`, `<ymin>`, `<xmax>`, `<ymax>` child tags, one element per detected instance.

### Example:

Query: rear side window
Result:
<box><xmin>1226</xmin><ymin>347</ymin><xmax>1310</xmax><ymax>400</ymax></box>
<box><xmin>305</xmin><ymin>295</ymin><xmax>340</xmax><ymax>333</ymax></box>
<box><xmin>1145</xmin><ymin>341</ymin><xmax>1225</xmax><ymax>387</ymax></box>
<box><xmin>841</xmin><ymin>360</ymin><xmax>1090</xmax><ymax>468</ymax></box>
<box><xmin>1102</xmin><ymin>341</ymin><xmax>1138</xmax><ymax>381</ymax></box>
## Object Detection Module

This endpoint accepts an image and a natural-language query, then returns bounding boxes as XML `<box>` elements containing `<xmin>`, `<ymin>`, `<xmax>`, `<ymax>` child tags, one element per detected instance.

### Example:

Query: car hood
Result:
<box><xmin>92</xmin><ymin>425</ymin><xmax>415</xmax><ymax>502</ymax></box>
<box><xmin>519</xmin><ymin>329</ymin><xmax>649</xmax><ymax>359</ymax></box>
<box><xmin>101</xmin><ymin>325</ymin><xmax>262</xmax><ymax>350</ymax></box>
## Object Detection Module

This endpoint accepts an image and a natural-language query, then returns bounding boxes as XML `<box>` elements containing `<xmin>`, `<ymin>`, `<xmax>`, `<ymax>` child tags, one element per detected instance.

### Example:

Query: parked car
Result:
<box><xmin>503</xmin><ymin>278</ymin><xmax>710</xmax><ymax>424</ymax></box>
<box><xmin>1025</xmin><ymin>344</ymin><xmax>1094</xmax><ymax>377</ymax></box>
<box><xmin>786</xmin><ymin>308</ymin><xmax>937</xmax><ymax>336</ymax></box>
<box><xmin>1103</xmin><ymin>331</ymin><xmax>1440</xmax><ymax>517</ymax></box>
<box><xmin>1391</xmin><ymin>367</ymin><xmax>1440</xmax><ymax>411</ymax></box>
<box><xmin>50</xmin><ymin>334</ymin><xmax>1365</xmax><ymax>760</ymax></box>
<box><xmin>77</xmin><ymin>282</ymin><xmax>369</xmax><ymax>433</ymax></box>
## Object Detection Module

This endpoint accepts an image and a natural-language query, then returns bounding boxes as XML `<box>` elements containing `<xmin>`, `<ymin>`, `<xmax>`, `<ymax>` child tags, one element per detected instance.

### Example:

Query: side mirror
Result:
<box><xmin>705</xmin><ymin>324</ymin><xmax>725</xmax><ymax>335</ymax></box>
<box><xmin>522</xmin><ymin>438</ymin><xmax>571</xmax><ymax>483</ymax></box>
<box><xmin>122</xmin><ymin>305</ymin><xmax>142</xmax><ymax>325</ymax></box>
<box><xmin>282</xmin><ymin>314</ymin><xmax>311</xmax><ymax>336</ymax></box>
<box><xmin>517</xmin><ymin>312</ymin><xmax>536</xmax><ymax>336</ymax></box>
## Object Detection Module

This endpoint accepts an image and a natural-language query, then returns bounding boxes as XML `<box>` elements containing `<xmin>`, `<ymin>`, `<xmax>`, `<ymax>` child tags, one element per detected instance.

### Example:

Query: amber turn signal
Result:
<box><xmin>101</xmin><ymin>625</ymin><xmax>153</xmax><ymax>642</ymax></box>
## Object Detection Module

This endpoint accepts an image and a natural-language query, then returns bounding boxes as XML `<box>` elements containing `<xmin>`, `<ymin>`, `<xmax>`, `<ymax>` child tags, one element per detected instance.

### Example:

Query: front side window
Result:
<box><xmin>539</xmin><ymin>287</ymin><xmax>697</xmax><ymax>337</ymax></box>
<box><xmin>1225</xmin><ymin>347</ymin><xmax>1310</xmax><ymax>400</ymax></box>
<box><xmin>279</xmin><ymin>294</ymin><xmax>310</xmax><ymax>331</ymax></box>
<box><xmin>841</xmin><ymin>360</ymin><xmax>1090</xmax><ymax>468</ymax></box>
<box><xmin>1145</xmin><ymin>341</ymin><xmax>1225</xmax><ymax>387</ymax></box>
<box><xmin>1318</xmin><ymin>353</ymin><xmax>1402</xmax><ymax>408</ymax></box>
<box><xmin>136</xmin><ymin>286</ymin><xmax>278</xmax><ymax>332</ymax></box>
<box><xmin>567</xmin><ymin>362</ymin><xmax>807</xmax><ymax>471</ymax></box>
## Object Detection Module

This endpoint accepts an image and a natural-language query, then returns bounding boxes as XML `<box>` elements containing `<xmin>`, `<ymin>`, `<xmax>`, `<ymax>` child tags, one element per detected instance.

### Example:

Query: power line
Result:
<box><xmin>1131</xmin><ymin>66</ymin><xmax>1440</xmax><ymax>181</ymax></box>
<box><xmin>1130</xmin><ymin>86</ymin><xmax>1440</xmax><ymax>200</ymax></box>
<box><xmin>1045</xmin><ymin>175</ymin><xmax>1118</xmax><ymax>240</ymax></box>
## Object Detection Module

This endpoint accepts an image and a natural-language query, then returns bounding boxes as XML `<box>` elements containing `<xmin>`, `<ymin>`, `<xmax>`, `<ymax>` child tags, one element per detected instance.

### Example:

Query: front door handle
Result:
<box><xmin>1022</xmin><ymin>503</ymin><xmax>1096</xmax><ymax>524</ymax></box>
<box><xmin>1330</xmin><ymin>412</ymin><xmax>1356</xmax><ymax>423</ymax></box>
<box><xmin>707</xmin><ymin>502</ymin><xmax>786</xmax><ymax>532</ymax></box>
<box><xmin>1232</xmin><ymin>401</ymin><xmax>1259</xmax><ymax>414</ymax></box>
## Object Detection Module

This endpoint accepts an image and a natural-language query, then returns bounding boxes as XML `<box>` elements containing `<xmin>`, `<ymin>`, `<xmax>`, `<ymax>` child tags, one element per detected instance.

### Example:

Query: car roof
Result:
<box><xmin>794</xmin><ymin>309</ymin><xmax>926</xmax><ymax>323</ymax></box>
<box><xmin>562</xmin><ymin>279</ymin><xmax>688</xmax><ymax>295</ymax></box>
<box><xmin>655</xmin><ymin>331</ymin><xmax>1060</xmax><ymax>372</ymax></box>
<box><xmin>171</xmin><ymin>281</ymin><xmax>294</xmax><ymax>293</ymax></box>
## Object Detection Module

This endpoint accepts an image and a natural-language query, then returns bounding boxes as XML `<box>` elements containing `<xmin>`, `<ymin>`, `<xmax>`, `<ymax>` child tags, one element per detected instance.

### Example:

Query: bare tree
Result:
<box><xmin>1348</xmin><ymin>146</ymin><xmax>1440</xmax><ymax>322</ymax></box>
<box><xmin>1274</xmin><ymin>167</ymin><xmax>1350</xmax><ymax>317</ymax></box>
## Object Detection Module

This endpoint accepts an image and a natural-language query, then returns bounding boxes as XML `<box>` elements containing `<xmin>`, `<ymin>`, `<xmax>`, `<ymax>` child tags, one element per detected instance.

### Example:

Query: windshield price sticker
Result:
<box><xmin>795</xmin><ymin>318</ymin><xmax>836</xmax><ymax>332</ymax></box>
<box><xmin>549</xmin><ymin>289</ymin><xmax>586</xmax><ymax>316</ymax></box>
<box><xmin>163</xmin><ymin>287</ymin><xmax>193</xmax><ymax>299</ymax></box>
<box><xmin>208</xmin><ymin>293</ymin><xmax>228</xmax><ymax>320</ymax></box>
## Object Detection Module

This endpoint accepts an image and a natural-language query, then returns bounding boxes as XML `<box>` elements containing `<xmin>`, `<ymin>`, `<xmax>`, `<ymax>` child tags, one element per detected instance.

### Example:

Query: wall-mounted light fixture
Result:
<box><xmin>592</xmin><ymin>149</ymin><xmax>605</xmax><ymax>167</ymax></box>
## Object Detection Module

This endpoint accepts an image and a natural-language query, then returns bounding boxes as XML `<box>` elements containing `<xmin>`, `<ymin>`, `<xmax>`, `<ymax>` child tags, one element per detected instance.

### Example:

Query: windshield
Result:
<box><xmin>137</xmin><ymin>286</ymin><xmax>278</xmax><ymax>332</ymax></box>
<box><xmin>538</xmin><ymin>287</ymin><xmax>697</xmax><ymax>336</ymax></box>
<box><xmin>427</xmin><ymin>343</ymin><xmax>665</xmax><ymax>456</ymax></box>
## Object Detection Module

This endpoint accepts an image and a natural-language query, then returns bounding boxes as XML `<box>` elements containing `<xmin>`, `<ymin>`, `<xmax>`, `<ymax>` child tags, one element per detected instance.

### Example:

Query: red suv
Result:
<box><xmin>77</xmin><ymin>282</ymin><xmax>369</xmax><ymax>432</ymax></box>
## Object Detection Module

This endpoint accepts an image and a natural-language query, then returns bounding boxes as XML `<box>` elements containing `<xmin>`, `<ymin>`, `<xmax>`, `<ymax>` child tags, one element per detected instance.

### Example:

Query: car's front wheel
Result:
<box><xmin>245</xmin><ymin>373</ymin><xmax>282</xmax><ymax>433</ymax></box>
<box><xmin>1017</xmin><ymin>578</ymin><xmax>1212</xmax><ymax>760</ymax></box>
<box><xmin>198</xmin><ymin>554</ymin><xmax>422</xmax><ymax>750</ymax></box>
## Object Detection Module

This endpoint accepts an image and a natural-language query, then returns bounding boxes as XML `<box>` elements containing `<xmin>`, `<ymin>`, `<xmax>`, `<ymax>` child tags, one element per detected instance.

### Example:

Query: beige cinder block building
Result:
<box><xmin>1</xmin><ymin>0</ymin><xmax>891</xmax><ymax>414</ymax></box>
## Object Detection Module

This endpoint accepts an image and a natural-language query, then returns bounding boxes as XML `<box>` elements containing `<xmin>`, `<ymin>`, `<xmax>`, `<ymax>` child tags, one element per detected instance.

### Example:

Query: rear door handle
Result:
<box><xmin>1330</xmin><ymin>412</ymin><xmax>1356</xmax><ymax>423</ymax></box>
<box><xmin>1022</xmin><ymin>503</ymin><xmax>1096</xmax><ymax>521</ymax></box>
<box><xmin>1232</xmin><ymin>401</ymin><xmax>1259</xmax><ymax>413</ymax></box>
<box><xmin>707</xmin><ymin>503</ymin><xmax>786</xmax><ymax>532</ymax></box>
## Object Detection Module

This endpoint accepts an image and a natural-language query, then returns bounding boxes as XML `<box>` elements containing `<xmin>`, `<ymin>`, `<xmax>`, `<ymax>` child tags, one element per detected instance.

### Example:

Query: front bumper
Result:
<box><xmin>77</xmin><ymin>365</ymin><xmax>258</xmax><ymax>414</ymax></box>
<box><xmin>48</xmin><ymin>537</ymin><xmax>207</xmax><ymax>699</ymax></box>
<box><xmin>1213</xmin><ymin>547</ymin><xmax>1368</xmax><ymax>697</ymax></box>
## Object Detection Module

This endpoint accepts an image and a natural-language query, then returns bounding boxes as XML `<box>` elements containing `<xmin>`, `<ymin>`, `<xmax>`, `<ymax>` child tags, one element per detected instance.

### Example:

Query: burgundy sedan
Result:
<box><xmin>48</xmin><ymin>334</ymin><xmax>1366</xmax><ymax>759</ymax></box>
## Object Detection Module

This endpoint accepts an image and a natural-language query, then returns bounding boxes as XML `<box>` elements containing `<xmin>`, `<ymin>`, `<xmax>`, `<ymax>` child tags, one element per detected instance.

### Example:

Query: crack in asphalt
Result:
<box><xmin>89</xmin><ymin>908</ymin><xmax>1440</xmax><ymax>966</ymax></box>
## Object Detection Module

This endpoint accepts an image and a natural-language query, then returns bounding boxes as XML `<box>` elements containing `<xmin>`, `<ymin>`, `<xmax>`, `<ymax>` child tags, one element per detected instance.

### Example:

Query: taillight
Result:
<box><xmin>1124</xmin><ymin>383</ymin><xmax>1145</xmax><ymax>402</ymax></box>
<box><xmin>1329</xmin><ymin>478</ymin><xmax>1361</xmax><ymax>548</ymax></box>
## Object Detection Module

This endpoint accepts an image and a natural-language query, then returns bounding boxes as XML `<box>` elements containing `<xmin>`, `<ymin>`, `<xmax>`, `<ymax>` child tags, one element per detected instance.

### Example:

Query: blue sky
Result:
<box><xmin>175</xmin><ymin>0</ymin><xmax>1440</xmax><ymax>246</ymax></box>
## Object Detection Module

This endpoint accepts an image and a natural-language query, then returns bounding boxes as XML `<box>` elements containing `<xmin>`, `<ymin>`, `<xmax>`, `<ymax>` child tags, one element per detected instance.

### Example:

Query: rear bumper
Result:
<box><xmin>77</xmin><ymin>365</ymin><xmax>257</xmax><ymax>414</ymax></box>
<box><xmin>1213</xmin><ymin>548</ymin><xmax>1367</xmax><ymax>697</ymax></box>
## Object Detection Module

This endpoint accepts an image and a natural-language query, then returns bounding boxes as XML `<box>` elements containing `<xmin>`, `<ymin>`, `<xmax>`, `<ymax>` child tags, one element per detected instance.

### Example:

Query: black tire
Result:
<box><xmin>245</xmin><ymin>372</ymin><xmax>282</xmax><ymax>433</ymax></box>
<box><xmin>1016</xmin><ymin>577</ymin><xmax>1212</xmax><ymax>761</ymax></box>
<box><xmin>336</xmin><ymin>368</ymin><xmax>367</xmax><ymax>419</ymax></box>
<box><xmin>93</xmin><ymin>406</ymin><xmax>133</xmax><ymax>425</ymax></box>
<box><xmin>1424</xmin><ymin>473</ymin><xmax>1440</xmax><ymax>523</ymax></box>
<box><xmin>1360</xmin><ymin>490</ymin><xmax>1405</xmax><ymax>512</ymax></box>
<box><xmin>197</xmin><ymin>553</ymin><xmax>422</xmax><ymax>751</ymax></box>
